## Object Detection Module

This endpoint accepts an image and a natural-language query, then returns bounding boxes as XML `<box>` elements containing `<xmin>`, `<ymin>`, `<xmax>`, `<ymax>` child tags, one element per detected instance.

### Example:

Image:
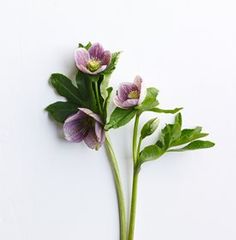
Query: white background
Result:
<box><xmin>0</xmin><ymin>0</ymin><xmax>236</xmax><ymax>239</ymax></box>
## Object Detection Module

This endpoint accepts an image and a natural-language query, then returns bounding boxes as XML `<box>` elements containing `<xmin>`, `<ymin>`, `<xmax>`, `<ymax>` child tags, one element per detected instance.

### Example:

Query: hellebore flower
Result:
<box><xmin>74</xmin><ymin>43</ymin><xmax>112</xmax><ymax>75</ymax></box>
<box><xmin>63</xmin><ymin>108</ymin><xmax>105</xmax><ymax>150</ymax></box>
<box><xmin>114</xmin><ymin>76</ymin><xmax>142</xmax><ymax>109</ymax></box>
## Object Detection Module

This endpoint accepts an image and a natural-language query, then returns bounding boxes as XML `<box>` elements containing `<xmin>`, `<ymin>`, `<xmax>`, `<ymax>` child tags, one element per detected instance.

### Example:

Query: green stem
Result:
<box><xmin>132</xmin><ymin>113</ymin><xmax>140</xmax><ymax>164</ymax></box>
<box><xmin>105</xmin><ymin>134</ymin><xmax>127</xmax><ymax>240</ymax></box>
<box><xmin>94</xmin><ymin>81</ymin><xmax>103</xmax><ymax>115</ymax></box>
<box><xmin>128</xmin><ymin>112</ymin><xmax>141</xmax><ymax>240</ymax></box>
<box><xmin>128</xmin><ymin>168</ymin><xmax>139</xmax><ymax>240</ymax></box>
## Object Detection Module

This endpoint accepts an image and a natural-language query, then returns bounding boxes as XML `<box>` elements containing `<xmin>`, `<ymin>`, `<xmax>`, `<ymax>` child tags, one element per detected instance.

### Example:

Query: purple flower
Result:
<box><xmin>74</xmin><ymin>43</ymin><xmax>112</xmax><ymax>75</ymax></box>
<box><xmin>114</xmin><ymin>76</ymin><xmax>142</xmax><ymax>109</ymax></box>
<box><xmin>63</xmin><ymin>108</ymin><xmax>105</xmax><ymax>150</ymax></box>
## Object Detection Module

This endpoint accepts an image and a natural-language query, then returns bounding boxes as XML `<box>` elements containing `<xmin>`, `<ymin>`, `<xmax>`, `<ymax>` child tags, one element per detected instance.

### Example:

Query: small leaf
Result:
<box><xmin>103</xmin><ymin>52</ymin><xmax>121</xmax><ymax>75</ymax></box>
<box><xmin>172</xmin><ymin>127</ymin><xmax>208</xmax><ymax>146</ymax></box>
<box><xmin>149</xmin><ymin>107</ymin><xmax>183</xmax><ymax>114</ymax></box>
<box><xmin>168</xmin><ymin>140</ymin><xmax>215</xmax><ymax>152</ymax></box>
<box><xmin>141</xmin><ymin>118</ymin><xmax>159</xmax><ymax>139</ymax></box>
<box><xmin>139</xmin><ymin>145</ymin><xmax>163</xmax><ymax>163</ymax></box>
<box><xmin>105</xmin><ymin>107</ymin><xmax>137</xmax><ymax>130</ymax></box>
<box><xmin>103</xmin><ymin>87</ymin><xmax>113</xmax><ymax>122</ymax></box>
<box><xmin>137</xmin><ymin>87</ymin><xmax>159</xmax><ymax>111</ymax></box>
<box><xmin>50</xmin><ymin>73</ymin><xmax>82</xmax><ymax>105</ymax></box>
<box><xmin>100</xmin><ymin>74</ymin><xmax>111</xmax><ymax>100</ymax></box>
<box><xmin>45</xmin><ymin>101</ymin><xmax>78</xmax><ymax>123</ymax></box>
<box><xmin>78</xmin><ymin>42</ymin><xmax>92</xmax><ymax>49</ymax></box>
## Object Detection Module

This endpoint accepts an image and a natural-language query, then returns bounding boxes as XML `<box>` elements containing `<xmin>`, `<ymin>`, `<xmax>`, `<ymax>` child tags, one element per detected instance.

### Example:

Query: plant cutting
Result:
<box><xmin>45</xmin><ymin>42</ymin><xmax>214</xmax><ymax>240</ymax></box>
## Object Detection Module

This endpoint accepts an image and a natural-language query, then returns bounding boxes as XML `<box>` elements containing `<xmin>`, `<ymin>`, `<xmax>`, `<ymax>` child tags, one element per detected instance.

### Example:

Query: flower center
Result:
<box><xmin>87</xmin><ymin>59</ymin><xmax>101</xmax><ymax>72</ymax></box>
<box><xmin>128</xmin><ymin>90</ymin><xmax>139</xmax><ymax>99</ymax></box>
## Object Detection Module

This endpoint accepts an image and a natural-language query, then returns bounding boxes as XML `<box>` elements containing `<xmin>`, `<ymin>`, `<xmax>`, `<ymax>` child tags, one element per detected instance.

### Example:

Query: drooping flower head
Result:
<box><xmin>74</xmin><ymin>43</ymin><xmax>112</xmax><ymax>75</ymax></box>
<box><xmin>114</xmin><ymin>76</ymin><xmax>142</xmax><ymax>109</ymax></box>
<box><xmin>63</xmin><ymin>108</ymin><xmax>105</xmax><ymax>150</ymax></box>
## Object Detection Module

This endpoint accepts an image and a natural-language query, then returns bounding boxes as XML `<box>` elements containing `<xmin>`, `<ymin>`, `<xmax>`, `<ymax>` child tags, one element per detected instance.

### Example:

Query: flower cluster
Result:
<box><xmin>45</xmin><ymin>42</ymin><xmax>214</xmax><ymax>240</ymax></box>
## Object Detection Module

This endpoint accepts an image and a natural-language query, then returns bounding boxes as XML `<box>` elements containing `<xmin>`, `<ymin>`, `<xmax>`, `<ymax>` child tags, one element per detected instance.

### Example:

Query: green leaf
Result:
<box><xmin>137</xmin><ymin>87</ymin><xmax>159</xmax><ymax>111</ymax></box>
<box><xmin>141</xmin><ymin>118</ymin><xmax>159</xmax><ymax>139</ymax></box>
<box><xmin>168</xmin><ymin>140</ymin><xmax>215</xmax><ymax>152</ymax></box>
<box><xmin>156</xmin><ymin>113</ymin><xmax>182</xmax><ymax>150</ymax></box>
<box><xmin>45</xmin><ymin>101</ymin><xmax>78</xmax><ymax>123</ymax></box>
<box><xmin>103</xmin><ymin>52</ymin><xmax>121</xmax><ymax>75</ymax></box>
<box><xmin>75</xmin><ymin>71</ymin><xmax>98</xmax><ymax>113</ymax></box>
<box><xmin>105</xmin><ymin>107</ymin><xmax>137</xmax><ymax>130</ymax></box>
<box><xmin>50</xmin><ymin>73</ymin><xmax>82</xmax><ymax>105</ymax></box>
<box><xmin>171</xmin><ymin>127</ymin><xmax>208</xmax><ymax>146</ymax></box>
<box><xmin>139</xmin><ymin>145</ymin><xmax>163</xmax><ymax>163</ymax></box>
<box><xmin>78</xmin><ymin>42</ymin><xmax>92</xmax><ymax>49</ymax></box>
<box><xmin>103</xmin><ymin>87</ymin><xmax>113</xmax><ymax>122</ymax></box>
<box><xmin>148</xmin><ymin>107</ymin><xmax>183</xmax><ymax>114</ymax></box>
<box><xmin>100</xmin><ymin>74</ymin><xmax>111</xmax><ymax>100</ymax></box>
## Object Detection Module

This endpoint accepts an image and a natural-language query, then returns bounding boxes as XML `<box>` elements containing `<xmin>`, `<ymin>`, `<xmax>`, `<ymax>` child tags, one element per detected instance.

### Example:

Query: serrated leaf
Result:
<box><xmin>45</xmin><ymin>101</ymin><xmax>78</xmax><ymax>123</ymax></box>
<box><xmin>172</xmin><ymin>127</ymin><xmax>208</xmax><ymax>146</ymax></box>
<box><xmin>136</xmin><ymin>87</ymin><xmax>159</xmax><ymax>111</ymax></box>
<box><xmin>168</xmin><ymin>140</ymin><xmax>215</xmax><ymax>152</ymax></box>
<box><xmin>141</xmin><ymin>118</ymin><xmax>159</xmax><ymax>139</ymax></box>
<box><xmin>105</xmin><ymin>107</ymin><xmax>137</xmax><ymax>130</ymax></box>
<box><xmin>149</xmin><ymin>107</ymin><xmax>183</xmax><ymax>114</ymax></box>
<box><xmin>102</xmin><ymin>52</ymin><xmax>121</xmax><ymax>75</ymax></box>
<box><xmin>50</xmin><ymin>73</ymin><xmax>82</xmax><ymax>105</ymax></box>
<box><xmin>139</xmin><ymin>145</ymin><xmax>163</xmax><ymax>163</ymax></box>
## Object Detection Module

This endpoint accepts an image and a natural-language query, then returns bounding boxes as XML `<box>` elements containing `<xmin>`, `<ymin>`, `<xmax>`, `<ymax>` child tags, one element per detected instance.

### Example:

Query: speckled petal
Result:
<box><xmin>88</xmin><ymin>43</ymin><xmax>104</xmax><ymax>59</ymax></box>
<box><xmin>101</xmin><ymin>50</ymin><xmax>112</xmax><ymax>65</ymax></box>
<box><xmin>134</xmin><ymin>75</ymin><xmax>142</xmax><ymax>91</ymax></box>
<box><xmin>63</xmin><ymin>111</ymin><xmax>88</xmax><ymax>142</ymax></box>
<box><xmin>74</xmin><ymin>48</ymin><xmax>90</xmax><ymax>68</ymax></box>
<box><xmin>79</xmin><ymin>108</ymin><xmax>103</xmax><ymax>124</ymax></box>
<box><xmin>84</xmin><ymin>129</ymin><xmax>101</xmax><ymax>150</ymax></box>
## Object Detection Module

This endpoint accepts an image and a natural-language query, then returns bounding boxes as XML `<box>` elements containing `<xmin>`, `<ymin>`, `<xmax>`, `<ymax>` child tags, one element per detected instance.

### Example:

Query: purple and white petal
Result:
<box><xmin>134</xmin><ymin>75</ymin><xmax>142</xmax><ymax>91</ymax></box>
<box><xmin>88</xmin><ymin>43</ymin><xmax>104</xmax><ymax>60</ymax></box>
<box><xmin>77</xmin><ymin>64</ymin><xmax>94</xmax><ymax>75</ymax></box>
<box><xmin>101</xmin><ymin>50</ymin><xmax>112</xmax><ymax>65</ymax></box>
<box><xmin>84</xmin><ymin>129</ymin><xmax>101</xmax><ymax>150</ymax></box>
<box><xmin>63</xmin><ymin>112</ymin><xmax>88</xmax><ymax>142</ymax></box>
<box><xmin>74</xmin><ymin>48</ymin><xmax>90</xmax><ymax>68</ymax></box>
<box><xmin>95</xmin><ymin>122</ymin><xmax>105</xmax><ymax>143</ymax></box>
<box><xmin>117</xmin><ymin>83</ymin><xmax>137</xmax><ymax>101</ymax></box>
<box><xmin>79</xmin><ymin>108</ymin><xmax>103</xmax><ymax>124</ymax></box>
<box><xmin>89</xmin><ymin>65</ymin><xmax>107</xmax><ymax>75</ymax></box>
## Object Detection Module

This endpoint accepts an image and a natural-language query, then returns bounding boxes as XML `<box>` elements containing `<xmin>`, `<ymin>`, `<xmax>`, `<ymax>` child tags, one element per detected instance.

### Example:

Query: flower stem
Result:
<box><xmin>128</xmin><ymin>112</ymin><xmax>141</xmax><ymax>240</ymax></box>
<box><xmin>128</xmin><ymin>168</ymin><xmax>139</xmax><ymax>240</ymax></box>
<box><xmin>132</xmin><ymin>113</ymin><xmax>140</xmax><ymax>164</ymax></box>
<box><xmin>105</xmin><ymin>133</ymin><xmax>127</xmax><ymax>240</ymax></box>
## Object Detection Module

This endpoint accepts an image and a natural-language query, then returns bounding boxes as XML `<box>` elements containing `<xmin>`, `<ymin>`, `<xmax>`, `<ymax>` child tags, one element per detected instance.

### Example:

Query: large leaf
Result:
<box><xmin>149</xmin><ymin>107</ymin><xmax>183</xmax><ymax>114</ymax></box>
<box><xmin>45</xmin><ymin>101</ymin><xmax>78</xmax><ymax>123</ymax></box>
<box><xmin>75</xmin><ymin>71</ymin><xmax>98</xmax><ymax>113</ymax></box>
<box><xmin>136</xmin><ymin>87</ymin><xmax>159</xmax><ymax>111</ymax></box>
<box><xmin>141</xmin><ymin>118</ymin><xmax>159</xmax><ymax>139</ymax></box>
<box><xmin>168</xmin><ymin>140</ymin><xmax>215</xmax><ymax>152</ymax></box>
<box><xmin>139</xmin><ymin>145</ymin><xmax>163</xmax><ymax>163</ymax></box>
<box><xmin>50</xmin><ymin>73</ymin><xmax>82</xmax><ymax>105</ymax></box>
<box><xmin>105</xmin><ymin>107</ymin><xmax>137</xmax><ymax>130</ymax></box>
<box><xmin>171</xmin><ymin>127</ymin><xmax>208</xmax><ymax>146</ymax></box>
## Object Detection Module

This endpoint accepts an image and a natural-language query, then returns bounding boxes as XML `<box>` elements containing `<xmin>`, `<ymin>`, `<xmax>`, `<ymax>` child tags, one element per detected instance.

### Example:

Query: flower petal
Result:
<box><xmin>78</xmin><ymin>108</ymin><xmax>103</xmax><ymax>124</ymax></box>
<box><xmin>101</xmin><ymin>50</ymin><xmax>112</xmax><ymax>65</ymax></box>
<box><xmin>84</xmin><ymin>129</ymin><xmax>101</xmax><ymax>150</ymax></box>
<box><xmin>95</xmin><ymin>122</ymin><xmax>105</xmax><ymax>143</ymax></box>
<box><xmin>74</xmin><ymin>48</ymin><xmax>90</xmax><ymax>68</ymax></box>
<box><xmin>63</xmin><ymin>111</ymin><xmax>88</xmax><ymax>142</ymax></box>
<box><xmin>134</xmin><ymin>75</ymin><xmax>142</xmax><ymax>91</ymax></box>
<box><xmin>117</xmin><ymin>83</ymin><xmax>138</xmax><ymax>101</ymax></box>
<box><xmin>88</xmin><ymin>43</ymin><xmax>105</xmax><ymax>60</ymax></box>
<box><xmin>121</xmin><ymin>99</ymin><xmax>139</xmax><ymax>108</ymax></box>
